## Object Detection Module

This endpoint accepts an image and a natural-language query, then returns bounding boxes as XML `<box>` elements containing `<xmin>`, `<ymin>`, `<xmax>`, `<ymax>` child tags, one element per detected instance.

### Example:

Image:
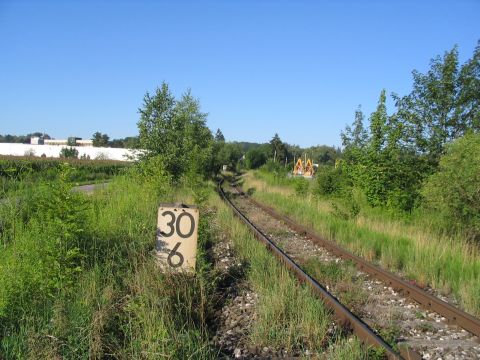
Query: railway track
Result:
<box><xmin>218</xmin><ymin>178</ymin><xmax>480</xmax><ymax>359</ymax></box>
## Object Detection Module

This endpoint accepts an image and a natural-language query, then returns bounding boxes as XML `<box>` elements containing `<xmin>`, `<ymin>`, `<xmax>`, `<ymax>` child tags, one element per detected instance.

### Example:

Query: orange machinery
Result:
<box><xmin>293</xmin><ymin>158</ymin><xmax>304</xmax><ymax>175</ymax></box>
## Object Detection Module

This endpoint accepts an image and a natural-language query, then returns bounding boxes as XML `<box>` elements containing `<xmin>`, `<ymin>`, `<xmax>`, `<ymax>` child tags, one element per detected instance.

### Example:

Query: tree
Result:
<box><xmin>342</xmin><ymin>91</ymin><xmax>421</xmax><ymax>210</ymax></box>
<box><xmin>215</xmin><ymin>129</ymin><xmax>225</xmax><ymax>142</ymax></box>
<box><xmin>269</xmin><ymin>133</ymin><xmax>288</xmax><ymax>162</ymax></box>
<box><xmin>394</xmin><ymin>43</ymin><xmax>480</xmax><ymax>166</ymax></box>
<box><xmin>341</xmin><ymin>106</ymin><xmax>368</xmax><ymax>150</ymax></box>
<box><xmin>303</xmin><ymin>145</ymin><xmax>341</xmax><ymax>166</ymax></box>
<box><xmin>245</xmin><ymin>145</ymin><xmax>269</xmax><ymax>169</ymax></box>
<box><xmin>92</xmin><ymin>132</ymin><xmax>109</xmax><ymax>147</ymax></box>
<box><xmin>137</xmin><ymin>82</ymin><xmax>213</xmax><ymax>179</ymax></box>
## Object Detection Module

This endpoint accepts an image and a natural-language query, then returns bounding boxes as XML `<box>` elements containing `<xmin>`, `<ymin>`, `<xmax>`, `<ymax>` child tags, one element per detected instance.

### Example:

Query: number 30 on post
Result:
<box><xmin>156</xmin><ymin>204</ymin><xmax>199</xmax><ymax>272</ymax></box>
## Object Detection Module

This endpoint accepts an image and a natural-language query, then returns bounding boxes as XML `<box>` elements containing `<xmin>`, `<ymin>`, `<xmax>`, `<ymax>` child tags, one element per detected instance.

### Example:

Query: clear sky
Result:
<box><xmin>0</xmin><ymin>0</ymin><xmax>478</xmax><ymax>147</ymax></box>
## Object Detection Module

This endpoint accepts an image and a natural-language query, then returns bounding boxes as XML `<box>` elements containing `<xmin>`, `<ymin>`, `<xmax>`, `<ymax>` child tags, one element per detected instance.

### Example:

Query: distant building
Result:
<box><xmin>30</xmin><ymin>136</ymin><xmax>44</xmax><ymax>145</ymax></box>
<box><xmin>44</xmin><ymin>139</ymin><xmax>68</xmax><ymax>146</ymax></box>
<box><xmin>35</xmin><ymin>137</ymin><xmax>93</xmax><ymax>147</ymax></box>
<box><xmin>76</xmin><ymin>139</ymin><xmax>93</xmax><ymax>147</ymax></box>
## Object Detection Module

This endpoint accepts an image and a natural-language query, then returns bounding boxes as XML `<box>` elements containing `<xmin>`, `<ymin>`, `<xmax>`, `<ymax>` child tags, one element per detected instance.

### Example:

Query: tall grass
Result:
<box><xmin>0</xmin><ymin>166</ymin><xmax>216</xmax><ymax>358</ymax></box>
<box><xmin>244</xmin><ymin>171</ymin><xmax>480</xmax><ymax>316</ymax></box>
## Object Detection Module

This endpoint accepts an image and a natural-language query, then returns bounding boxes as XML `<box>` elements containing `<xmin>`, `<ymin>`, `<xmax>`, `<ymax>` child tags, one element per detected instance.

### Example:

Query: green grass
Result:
<box><xmin>244</xmin><ymin>170</ymin><xmax>480</xmax><ymax>317</ymax></box>
<box><xmin>212</xmin><ymin>194</ymin><xmax>369</xmax><ymax>358</ymax></box>
<box><xmin>0</xmin><ymin>166</ymin><xmax>217</xmax><ymax>358</ymax></box>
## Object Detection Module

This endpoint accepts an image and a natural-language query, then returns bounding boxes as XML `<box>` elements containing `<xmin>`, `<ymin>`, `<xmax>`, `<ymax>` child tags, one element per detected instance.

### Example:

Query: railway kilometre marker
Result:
<box><xmin>156</xmin><ymin>204</ymin><xmax>199</xmax><ymax>272</ymax></box>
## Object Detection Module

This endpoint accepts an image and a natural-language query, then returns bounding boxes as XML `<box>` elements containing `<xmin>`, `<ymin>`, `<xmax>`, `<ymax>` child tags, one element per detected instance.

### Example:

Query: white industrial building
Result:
<box><xmin>0</xmin><ymin>143</ymin><xmax>139</xmax><ymax>161</ymax></box>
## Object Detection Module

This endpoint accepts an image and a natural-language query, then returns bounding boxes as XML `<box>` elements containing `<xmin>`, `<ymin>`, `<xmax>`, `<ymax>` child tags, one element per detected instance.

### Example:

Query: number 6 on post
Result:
<box><xmin>156</xmin><ymin>204</ymin><xmax>199</xmax><ymax>272</ymax></box>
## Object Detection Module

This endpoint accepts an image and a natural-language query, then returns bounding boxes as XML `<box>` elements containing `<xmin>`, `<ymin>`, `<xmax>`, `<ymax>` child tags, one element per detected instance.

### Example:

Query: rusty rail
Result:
<box><xmin>235</xmin><ymin>185</ymin><xmax>480</xmax><ymax>341</ymax></box>
<box><xmin>218</xmin><ymin>180</ymin><xmax>421</xmax><ymax>360</ymax></box>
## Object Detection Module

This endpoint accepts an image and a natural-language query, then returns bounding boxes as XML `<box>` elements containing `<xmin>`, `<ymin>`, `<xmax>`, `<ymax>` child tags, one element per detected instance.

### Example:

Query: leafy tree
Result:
<box><xmin>342</xmin><ymin>91</ymin><xmax>421</xmax><ymax>210</ymax></box>
<box><xmin>422</xmin><ymin>133</ymin><xmax>480</xmax><ymax>240</ymax></box>
<box><xmin>245</xmin><ymin>145</ymin><xmax>269</xmax><ymax>169</ymax></box>
<box><xmin>92</xmin><ymin>132</ymin><xmax>110</xmax><ymax>147</ymax></box>
<box><xmin>339</xmin><ymin>42</ymin><xmax>480</xmax><ymax>211</ymax></box>
<box><xmin>303</xmin><ymin>145</ymin><xmax>341</xmax><ymax>166</ymax></box>
<box><xmin>341</xmin><ymin>106</ymin><xmax>368</xmax><ymax>150</ymax></box>
<box><xmin>394</xmin><ymin>43</ymin><xmax>480</xmax><ymax>166</ymax></box>
<box><xmin>315</xmin><ymin>166</ymin><xmax>349</xmax><ymax>196</ymax></box>
<box><xmin>137</xmin><ymin>82</ymin><xmax>213</xmax><ymax>179</ymax></box>
<box><xmin>212</xmin><ymin>142</ymin><xmax>242</xmax><ymax>172</ymax></box>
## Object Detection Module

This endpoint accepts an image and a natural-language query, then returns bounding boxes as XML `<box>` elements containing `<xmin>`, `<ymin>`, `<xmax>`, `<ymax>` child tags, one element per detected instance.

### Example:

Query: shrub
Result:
<box><xmin>293</xmin><ymin>177</ymin><xmax>310</xmax><ymax>196</ymax></box>
<box><xmin>421</xmin><ymin>133</ymin><xmax>480</xmax><ymax>240</ymax></box>
<box><xmin>60</xmin><ymin>147</ymin><xmax>79</xmax><ymax>159</ymax></box>
<box><xmin>314</xmin><ymin>166</ymin><xmax>348</xmax><ymax>196</ymax></box>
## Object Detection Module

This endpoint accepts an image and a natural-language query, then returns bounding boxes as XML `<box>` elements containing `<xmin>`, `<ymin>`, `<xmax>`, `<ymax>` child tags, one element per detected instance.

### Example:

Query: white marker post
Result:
<box><xmin>156</xmin><ymin>204</ymin><xmax>199</xmax><ymax>272</ymax></box>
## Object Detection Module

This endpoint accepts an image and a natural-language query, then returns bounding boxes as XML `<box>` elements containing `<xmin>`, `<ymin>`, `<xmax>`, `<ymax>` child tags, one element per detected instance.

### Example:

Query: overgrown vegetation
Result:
<box><xmin>421</xmin><ymin>133</ymin><xmax>480</xmax><ymax>240</ymax></box>
<box><xmin>243</xmin><ymin>171</ymin><xmax>480</xmax><ymax>316</ymax></box>
<box><xmin>0</xmin><ymin>159</ymin><xmax>221</xmax><ymax>358</ymax></box>
<box><xmin>340</xmin><ymin>42</ymin><xmax>480</xmax><ymax>214</ymax></box>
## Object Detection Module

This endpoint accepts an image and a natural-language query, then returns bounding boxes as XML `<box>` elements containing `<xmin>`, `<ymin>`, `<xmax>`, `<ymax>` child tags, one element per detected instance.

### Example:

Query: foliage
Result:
<box><xmin>137</xmin><ymin>82</ymin><xmax>213</xmax><ymax>179</ymax></box>
<box><xmin>293</xmin><ymin>177</ymin><xmax>310</xmax><ymax>196</ymax></box>
<box><xmin>394</xmin><ymin>42</ymin><xmax>480</xmax><ymax>164</ymax></box>
<box><xmin>245</xmin><ymin>144</ymin><xmax>270</xmax><ymax>169</ymax></box>
<box><xmin>339</xmin><ymin>41</ymin><xmax>480</xmax><ymax>212</ymax></box>
<box><xmin>0</xmin><ymin>163</ymin><xmax>217</xmax><ymax>358</ymax></box>
<box><xmin>269</xmin><ymin>133</ymin><xmax>289</xmax><ymax>163</ymax></box>
<box><xmin>37</xmin><ymin>164</ymin><xmax>88</xmax><ymax>293</ymax></box>
<box><xmin>315</xmin><ymin>165</ymin><xmax>349</xmax><ymax>196</ymax></box>
<box><xmin>304</xmin><ymin>145</ymin><xmax>341</xmax><ymax>166</ymax></box>
<box><xmin>91</xmin><ymin>131</ymin><xmax>110</xmax><ymax>147</ymax></box>
<box><xmin>212</xmin><ymin>141</ymin><xmax>243</xmax><ymax>173</ymax></box>
<box><xmin>59</xmin><ymin>146</ymin><xmax>79</xmax><ymax>159</ymax></box>
<box><xmin>108</xmin><ymin>135</ymin><xmax>140</xmax><ymax>148</ymax></box>
<box><xmin>422</xmin><ymin>133</ymin><xmax>480</xmax><ymax>241</ymax></box>
<box><xmin>0</xmin><ymin>165</ymin><xmax>88</xmax><ymax>334</ymax></box>
<box><xmin>0</xmin><ymin>132</ymin><xmax>51</xmax><ymax>144</ymax></box>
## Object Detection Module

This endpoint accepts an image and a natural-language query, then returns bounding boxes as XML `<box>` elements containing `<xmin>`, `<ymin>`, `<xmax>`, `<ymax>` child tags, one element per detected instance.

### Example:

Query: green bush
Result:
<box><xmin>422</xmin><ymin>133</ymin><xmax>480</xmax><ymax>240</ymax></box>
<box><xmin>314</xmin><ymin>166</ymin><xmax>349</xmax><ymax>196</ymax></box>
<box><xmin>59</xmin><ymin>147</ymin><xmax>79</xmax><ymax>159</ymax></box>
<box><xmin>293</xmin><ymin>177</ymin><xmax>310</xmax><ymax>196</ymax></box>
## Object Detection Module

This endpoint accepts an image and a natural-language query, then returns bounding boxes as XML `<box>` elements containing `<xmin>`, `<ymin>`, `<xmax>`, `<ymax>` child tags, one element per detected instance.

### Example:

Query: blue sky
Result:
<box><xmin>0</xmin><ymin>0</ymin><xmax>478</xmax><ymax>147</ymax></box>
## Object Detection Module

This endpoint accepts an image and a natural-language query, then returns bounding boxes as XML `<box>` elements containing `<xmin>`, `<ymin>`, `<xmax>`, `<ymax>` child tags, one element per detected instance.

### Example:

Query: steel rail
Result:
<box><xmin>218</xmin><ymin>180</ymin><xmax>421</xmax><ymax>360</ymax></box>
<box><xmin>236</xmin><ymin>186</ymin><xmax>480</xmax><ymax>341</ymax></box>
